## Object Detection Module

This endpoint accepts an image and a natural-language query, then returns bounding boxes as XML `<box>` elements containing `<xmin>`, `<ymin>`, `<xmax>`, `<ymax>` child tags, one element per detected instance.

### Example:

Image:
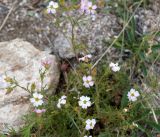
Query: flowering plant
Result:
<box><xmin>2</xmin><ymin>0</ymin><xmax>160</xmax><ymax>137</ymax></box>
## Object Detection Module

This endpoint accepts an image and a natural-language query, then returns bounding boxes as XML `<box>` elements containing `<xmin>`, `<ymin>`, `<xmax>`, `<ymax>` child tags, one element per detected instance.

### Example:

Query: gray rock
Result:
<box><xmin>135</xmin><ymin>4</ymin><xmax>160</xmax><ymax>35</ymax></box>
<box><xmin>0</xmin><ymin>38</ymin><xmax>60</xmax><ymax>132</ymax></box>
<box><xmin>53</xmin><ymin>34</ymin><xmax>75</xmax><ymax>58</ymax></box>
<box><xmin>0</xmin><ymin>4</ymin><xmax>9</xmax><ymax>15</ymax></box>
<box><xmin>51</xmin><ymin>13</ymin><xmax>120</xmax><ymax>58</ymax></box>
<box><xmin>76</xmin><ymin>14</ymin><xmax>120</xmax><ymax>50</ymax></box>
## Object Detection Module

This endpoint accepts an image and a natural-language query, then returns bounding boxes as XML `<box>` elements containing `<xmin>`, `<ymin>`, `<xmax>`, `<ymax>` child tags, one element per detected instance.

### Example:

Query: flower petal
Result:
<box><xmin>83</xmin><ymin>76</ymin><xmax>87</xmax><ymax>82</ymax></box>
<box><xmin>87</xmin><ymin>76</ymin><xmax>92</xmax><ymax>81</ymax></box>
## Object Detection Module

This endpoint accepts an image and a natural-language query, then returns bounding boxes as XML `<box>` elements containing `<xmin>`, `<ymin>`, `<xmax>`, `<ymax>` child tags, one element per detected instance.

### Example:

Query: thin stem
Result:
<box><xmin>16</xmin><ymin>84</ymin><xmax>30</xmax><ymax>93</ymax></box>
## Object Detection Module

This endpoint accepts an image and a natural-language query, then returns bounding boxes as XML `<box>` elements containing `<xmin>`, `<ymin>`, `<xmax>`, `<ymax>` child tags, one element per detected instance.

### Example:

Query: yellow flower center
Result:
<box><xmin>35</xmin><ymin>98</ymin><xmax>39</xmax><ymax>102</ymax></box>
<box><xmin>86</xmin><ymin>80</ymin><xmax>90</xmax><ymax>84</ymax></box>
<box><xmin>50</xmin><ymin>5</ymin><xmax>54</xmax><ymax>9</ymax></box>
<box><xmin>83</xmin><ymin>100</ymin><xmax>87</xmax><ymax>104</ymax></box>
<box><xmin>89</xmin><ymin>6</ymin><xmax>92</xmax><ymax>10</ymax></box>
<box><xmin>131</xmin><ymin>93</ymin><xmax>135</xmax><ymax>97</ymax></box>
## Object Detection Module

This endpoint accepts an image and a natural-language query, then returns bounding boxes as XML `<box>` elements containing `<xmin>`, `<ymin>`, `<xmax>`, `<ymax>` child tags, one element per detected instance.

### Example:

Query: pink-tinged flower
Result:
<box><xmin>80</xmin><ymin>0</ymin><xmax>89</xmax><ymax>13</ymax></box>
<box><xmin>80</xmin><ymin>0</ymin><xmax>97</xmax><ymax>15</ymax></box>
<box><xmin>83</xmin><ymin>75</ymin><xmax>94</xmax><ymax>88</ymax></box>
<box><xmin>41</xmin><ymin>58</ymin><xmax>52</xmax><ymax>69</ymax></box>
<box><xmin>85</xmin><ymin>2</ymin><xmax>97</xmax><ymax>15</ymax></box>
<box><xmin>34</xmin><ymin>109</ymin><xmax>46</xmax><ymax>114</ymax></box>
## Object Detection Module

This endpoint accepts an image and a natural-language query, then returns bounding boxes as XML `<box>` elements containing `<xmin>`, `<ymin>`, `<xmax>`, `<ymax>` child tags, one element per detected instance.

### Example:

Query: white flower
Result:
<box><xmin>85</xmin><ymin>119</ymin><xmax>96</xmax><ymax>130</ymax></box>
<box><xmin>127</xmin><ymin>88</ymin><xmax>140</xmax><ymax>102</ymax></box>
<box><xmin>30</xmin><ymin>92</ymin><xmax>43</xmax><ymax>107</ymax></box>
<box><xmin>79</xmin><ymin>57</ymin><xmax>85</xmax><ymax>62</ymax></box>
<box><xmin>79</xmin><ymin>96</ymin><xmax>91</xmax><ymax>109</ymax></box>
<box><xmin>86</xmin><ymin>2</ymin><xmax>97</xmax><ymax>15</ymax></box>
<box><xmin>83</xmin><ymin>76</ymin><xmax>94</xmax><ymax>88</ymax></box>
<box><xmin>86</xmin><ymin>54</ymin><xmax>92</xmax><ymax>58</ymax></box>
<box><xmin>79</xmin><ymin>54</ymin><xmax>92</xmax><ymax>62</ymax></box>
<box><xmin>47</xmin><ymin>1</ymin><xmax>59</xmax><ymax>14</ymax></box>
<box><xmin>109</xmin><ymin>62</ymin><xmax>120</xmax><ymax>72</ymax></box>
<box><xmin>0</xmin><ymin>75</ymin><xmax>9</xmax><ymax>89</ymax></box>
<box><xmin>57</xmin><ymin>95</ymin><xmax>67</xmax><ymax>108</ymax></box>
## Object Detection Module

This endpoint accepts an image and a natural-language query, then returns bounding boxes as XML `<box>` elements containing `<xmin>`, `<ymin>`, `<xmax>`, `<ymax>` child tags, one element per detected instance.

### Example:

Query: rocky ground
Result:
<box><xmin>0</xmin><ymin>0</ymin><xmax>120</xmax><ymax>58</ymax></box>
<box><xmin>0</xmin><ymin>0</ymin><xmax>159</xmax><ymax>58</ymax></box>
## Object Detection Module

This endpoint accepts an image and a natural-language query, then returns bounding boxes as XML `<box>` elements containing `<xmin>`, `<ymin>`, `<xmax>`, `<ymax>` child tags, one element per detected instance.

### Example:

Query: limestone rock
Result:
<box><xmin>0</xmin><ymin>38</ymin><xmax>60</xmax><ymax>132</ymax></box>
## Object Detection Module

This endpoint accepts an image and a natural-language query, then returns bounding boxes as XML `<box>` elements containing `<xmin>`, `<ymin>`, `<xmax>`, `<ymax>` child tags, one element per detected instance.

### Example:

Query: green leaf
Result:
<box><xmin>130</xmin><ymin>17</ymin><xmax>136</xmax><ymax>42</ymax></box>
<box><xmin>145</xmin><ymin>121</ymin><xmax>160</xmax><ymax>132</ymax></box>
<box><xmin>114</xmin><ymin>41</ymin><xmax>123</xmax><ymax>49</ymax></box>
<box><xmin>134</xmin><ymin>109</ymin><xmax>150</xmax><ymax>121</ymax></box>
<box><xmin>155</xmin><ymin>109</ymin><xmax>160</xmax><ymax>115</ymax></box>
<box><xmin>5</xmin><ymin>87</ymin><xmax>14</xmax><ymax>94</ymax></box>
<box><xmin>121</xmin><ymin>89</ymin><xmax>129</xmax><ymax>108</ymax></box>
<box><xmin>21</xmin><ymin>123</ymin><xmax>34</xmax><ymax>137</ymax></box>
<box><xmin>139</xmin><ymin>51</ymin><xmax>146</xmax><ymax>61</ymax></box>
<box><xmin>141</xmin><ymin>63</ymin><xmax>147</xmax><ymax>76</ymax></box>
<box><xmin>151</xmin><ymin>44</ymin><xmax>160</xmax><ymax>52</ymax></box>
